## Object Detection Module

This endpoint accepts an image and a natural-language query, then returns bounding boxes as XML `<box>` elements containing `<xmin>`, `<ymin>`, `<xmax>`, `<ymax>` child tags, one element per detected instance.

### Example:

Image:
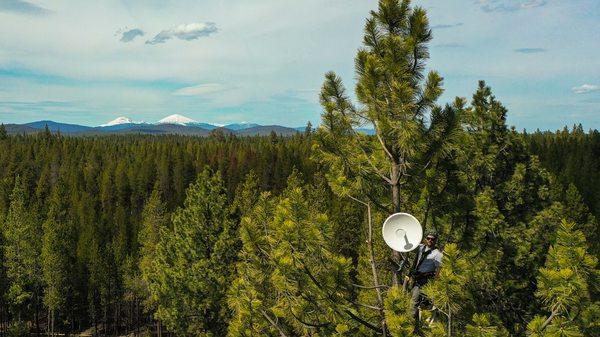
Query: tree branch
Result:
<box><xmin>343</xmin><ymin>308</ymin><xmax>383</xmax><ymax>334</ymax></box>
<box><xmin>373</xmin><ymin>121</ymin><xmax>395</xmax><ymax>163</ymax></box>
<box><xmin>289</xmin><ymin>310</ymin><xmax>330</xmax><ymax>329</ymax></box>
<box><xmin>351</xmin><ymin>283</ymin><xmax>390</xmax><ymax>290</ymax></box>
<box><xmin>261</xmin><ymin>310</ymin><xmax>291</xmax><ymax>337</ymax></box>
<box><xmin>351</xmin><ymin>300</ymin><xmax>383</xmax><ymax>311</ymax></box>
<box><xmin>540</xmin><ymin>308</ymin><xmax>560</xmax><ymax>331</ymax></box>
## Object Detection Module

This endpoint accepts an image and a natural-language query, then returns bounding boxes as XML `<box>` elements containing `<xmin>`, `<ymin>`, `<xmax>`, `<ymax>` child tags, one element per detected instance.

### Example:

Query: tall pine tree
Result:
<box><xmin>149</xmin><ymin>168</ymin><xmax>237</xmax><ymax>336</ymax></box>
<box><xmin>42</xmin><ymin>179</ymin><xmax>75</xmax><ymax>336</ymax></box>
<box><xmin>4</xmin><ymin>176</ymin><xmax>42</xmax><ymax>322</ymax></box>
<box><xmin>527</xmin><ymin>220</ymin><xmax>598</xmax><ymax>336</ymax></box>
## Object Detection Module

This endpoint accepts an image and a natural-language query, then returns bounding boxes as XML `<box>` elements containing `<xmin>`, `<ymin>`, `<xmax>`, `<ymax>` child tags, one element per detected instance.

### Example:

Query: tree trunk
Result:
<box><xmin>35</xmin><ymin>291</ymin><xmax>40</xmax><ymax>336</ymax></box>
<box><xmin>1</xmin><ymin>303</ymin><xmax>4</xmax><ymax>337</ymax></box>
<box><xmin>391</xmin><ymin>164</ymin><xmax>402</xmax><ymax>286</ymax></box>
<box><xmin>365</xmin><ymin>203</ymin><xmax>387</xmax><ymax>337</ymax></box>
<box><xmin>115</xmin><ymin>301</ymin><xmax>120</xmax><ymax>337</ymax></box>
<box><xmin>135</xmin><ymin>300</ymin><xmax>139</xmax><ymax>336</ymax></box>
<box><xmin>94</xmin><ymin>303</ymin><xmax>98</xmax><ymax>337</ymax></box>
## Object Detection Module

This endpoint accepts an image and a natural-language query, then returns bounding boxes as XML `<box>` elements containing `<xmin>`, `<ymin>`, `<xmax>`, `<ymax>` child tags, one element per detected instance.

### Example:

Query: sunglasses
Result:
<box><xmin>426</xmin><ymin>237</ymin><xmax>436</xmax><ymax>241</ymax></box>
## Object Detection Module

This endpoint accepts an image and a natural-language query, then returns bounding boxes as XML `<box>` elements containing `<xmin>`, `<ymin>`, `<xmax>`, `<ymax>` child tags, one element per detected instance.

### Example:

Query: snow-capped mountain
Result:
<box><xmin>157</xmin><ymin>114</ymin><xmax>197</xmax><ymax>125</ymax></box>
<box><xmin>100</xmin><ymin>117</ymin><xmax>133</xmax><ymax>127</ymax></box>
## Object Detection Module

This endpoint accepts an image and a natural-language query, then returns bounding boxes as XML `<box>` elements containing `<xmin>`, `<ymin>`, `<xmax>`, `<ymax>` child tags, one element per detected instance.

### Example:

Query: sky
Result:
<box><xmin>0</xmin><ymin>0</ymin><xmax>599</xmax><ymax>130</ymax></box>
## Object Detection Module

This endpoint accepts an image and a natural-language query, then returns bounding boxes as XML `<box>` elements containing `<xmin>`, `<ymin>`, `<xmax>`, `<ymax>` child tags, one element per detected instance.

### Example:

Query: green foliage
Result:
<box><xmin>528</xmin><ymin>126</ymin><xmax>600</xmax><ymax>243</ymax></box>
<box><xmin>42</xmin><ymin>179</ymin><xmax>75</xmax><ymax>319</ymax></box>
<box><xmin>422</xmin><ymin>244</ymin><xmax>471</xmax><ymax>330</ymax></box>
<box><xmin>7</xmin><ymin>321</ymin><xmax>28</xmax><ymax>337</ymax></box>
<box><xmin>473</xmin><ymin>188</ymin><xmax>505</xmax><ymax>243</ymax></box>
<box><xmin>269</xmin><ymin>181</ymin><xmax>353</xmax><ymax>335</ymax></box>
<box><xmin>0</xmin><ymin>132</ymin><xmax>314</xmax><ymax>331</ymax></box>
<box><xmin>536</xmin><ymin>221</ymin><xmax>596</xmax><ymax>315</ymax></box>
<box><xmin>227</xmin><ymin>192</ymin><xmax>277</xmax><ymax>336</ymax></box>
<box><xmin>228</xmin><ymin>175</ymin><xmax>357</xmax><ymax>336</ymax></box>
<box><xmin>527</xmin><ymin>316</ymin><xmax>583</xmax><ymax>337</ymax></box>
<box><xmin>384</xmin><ymin>287</ymin><xmax>414</xmax><ymax>337</ymax></box>
<box><xmin>0</xmin><ymin>123</ymin><xmax>7</xmax><ymax>140</ymax></box>
<box><xmin>150</xmin><ymin>168</ymin><xmax>237</xmax><ymax>336</ymax></box>
<box><xmin>4</xmin><ymin>176</ymin><xmax>42</xmax><ymax>317</ymax></box>
<box><xmin>528</xmin><ymin>220</ymin><xmax>598</xmax><ymax>336</ymax></box>
<box><xmin>465</xmin><ymin>314</ymin><xmax>509</xmax><ymax>337</ymax></box>
<box><xmin>315</xmin><ymin>0</ymin><xmax>459</xmax><ymax>219</ymax></box>
<box><xmin>138</xmin><ymin>184</ymin><xmax>169</xmax><ymax>311</ymax></box>
<box><xmin>578</xmin><ymin>302</ymin><xmax>600</xmax><ymax>336</ymax></box>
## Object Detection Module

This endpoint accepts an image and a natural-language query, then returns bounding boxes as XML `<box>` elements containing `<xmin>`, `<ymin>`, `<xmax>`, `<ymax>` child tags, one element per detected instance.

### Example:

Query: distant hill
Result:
<box><xmin>2</xmin><ymin>120</ymin><xmax>379</xmax><ymax>137</ymax></box>
<box><xmin>87</xmin><ymin>124</ymin><xmax>213</xmax><ymax>136</ymax></box>
<box><xmin>2</xmin><ymin>120</ymin><xmax>304</xmax><ymax>137</ymax></box>
<box><xmin>4</xmin><ymin>124</ymin><xmax>40</xmax><ymax>134</ymax></box>
<box><xmin>24</xmin><ymin>120</ymin><xmax>93</xmax><ymax>133</ymax></box>
<box><xmin>223</xmin><ymin>122</ymin><xmax>261</xmax><ymax>131</ymax></box>
<box><xmin>236</xmin><ymin>125</ymin><xmax>299</xmax><ymax>136</ymax></box>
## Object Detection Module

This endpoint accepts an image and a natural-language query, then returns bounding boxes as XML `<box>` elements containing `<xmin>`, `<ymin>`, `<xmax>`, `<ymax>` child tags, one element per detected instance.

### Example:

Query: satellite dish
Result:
<box><xmin>382</xmin><ymin>213</ymin><xmax>422</xmax><ymax>252</ymax></box>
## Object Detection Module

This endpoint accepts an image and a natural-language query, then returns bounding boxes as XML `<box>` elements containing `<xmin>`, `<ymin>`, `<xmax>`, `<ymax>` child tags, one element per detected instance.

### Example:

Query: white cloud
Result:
<box><xmin>173</xmin><ymin>83</ymin><xmax>225</xmax><ymax>96</ymax></box>
<box><xmin>572</xmin><ymin>84</ymin><xmax>600</xmax><ymax>94</ymax></box>
<box><xmin>146</xmin><ymin>22</ymin><xmax>217</xmax><ymax>45</ymax></box>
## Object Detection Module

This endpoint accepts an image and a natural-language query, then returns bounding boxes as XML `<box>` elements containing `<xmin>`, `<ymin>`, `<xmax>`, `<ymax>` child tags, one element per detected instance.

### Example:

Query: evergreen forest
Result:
<box><xmin>0</xmin><ymin>1</ymin><xmax>598</xmax><ymax>336</ymax></box>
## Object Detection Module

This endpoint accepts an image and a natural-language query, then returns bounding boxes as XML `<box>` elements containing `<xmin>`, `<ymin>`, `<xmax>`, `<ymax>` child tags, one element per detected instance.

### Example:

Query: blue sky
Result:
<box><xmin>0</xmin><ymin>0</ymin><xmax>598</xmax><ymax>130</ymax></box>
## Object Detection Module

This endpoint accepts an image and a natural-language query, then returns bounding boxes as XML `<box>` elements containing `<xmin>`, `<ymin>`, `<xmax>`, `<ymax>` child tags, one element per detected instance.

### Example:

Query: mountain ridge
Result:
<box><xmin>2</xmin><ymin>119</ymin><xmax>303</xmax><ymax>137</ymax></box>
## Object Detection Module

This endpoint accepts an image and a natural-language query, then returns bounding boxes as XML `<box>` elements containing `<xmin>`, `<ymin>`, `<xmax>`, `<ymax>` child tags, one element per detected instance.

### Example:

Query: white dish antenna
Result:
<box><xmin>382</xmin><ymin>213</ymin><xmax>422</xmax><ymax>252</ymax></box>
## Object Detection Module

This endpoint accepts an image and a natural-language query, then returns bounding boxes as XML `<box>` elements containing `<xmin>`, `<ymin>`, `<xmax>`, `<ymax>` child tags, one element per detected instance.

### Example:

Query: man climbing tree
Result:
<box><xmin>409</xmin><ymin>233</ymin><xmax>442</xmax><ymax>324</ymax></box>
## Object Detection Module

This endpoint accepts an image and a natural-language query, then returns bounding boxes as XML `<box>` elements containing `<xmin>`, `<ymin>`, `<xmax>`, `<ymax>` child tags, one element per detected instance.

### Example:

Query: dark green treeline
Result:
<box><xmin>528</xmin><ymin>126</ymin><xmax>600</xmax><ymax>221</ymax></box>
<box><xmin>0</xmin><ymin>132</ymin><xmax>337</xmax><ymax>335</ymax></box>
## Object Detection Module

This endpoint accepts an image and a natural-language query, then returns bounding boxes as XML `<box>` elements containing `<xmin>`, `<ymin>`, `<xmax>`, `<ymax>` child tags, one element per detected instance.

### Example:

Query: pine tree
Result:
<box><xmin>527</xmin><ymin>220</ymin><xmax>598</xmax><ymax>336</ymax></box>
<box><xmin>150</xmin><ymin>168</ymin><xmax>236</xmax><ymax>336</ymax></box>
<box><xmin>227</xmin><ymin>192</ymin><xmax>278</xmax><ymax>336</ymax></box>
<box><xmin>43</xmin><ymin>124</ymin><xmax>52</xmax><ymax>142</ymax></box>
<box><xmin>422</xmin><ymin>244</ymin><xmax>471</xmax><ymax>336</ymax></box>
<box><xmin>315</xmin><ymin>0</ymin><xmax>461</xmax><ymax>287</ymax></box>
<box><xmin>139</xmin><ymin>184</ymin><xmax>168</xmax><ymax>312</ymax></box>
<box><xmin>4</xmin><ymin>176</ymin><xmax>42</xmax><ymax>322</ymax></box>
<box><xmin>563</xmin><ymin>184</ymin><xmax>598</xmax><ymax>251</ymax></box>
<box><xmin>0</xmin><ymin>123</ymin><xmax>7</xmax><ymax>140</ymax></box>
<box><xmin>230</xmin><ymin>171</ymin><xmax>261</xmax><ymax>220</ymax></box>
<box><xmin>304</xmin><ymin>121</ymin><xmax>313</xmax><ymax>136</ymax></box>
<box><xmin>267</xmin><ymin>176</ymin><xmax>354</xmax><ymax>335</ymax></box>
<box><xmin>0</xmin><ymin>198</ymin><xmax>9</xmax><ymax>334</ymax></box>
<box><xmin>42</xmin><ymin>180</ymin><xmax>74</xmax><ymax>336</ymax></box>
<box><xmin>228</xmin><ymin>174</ymin><xmax>361</xmax><ymax>336</ymax></box>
